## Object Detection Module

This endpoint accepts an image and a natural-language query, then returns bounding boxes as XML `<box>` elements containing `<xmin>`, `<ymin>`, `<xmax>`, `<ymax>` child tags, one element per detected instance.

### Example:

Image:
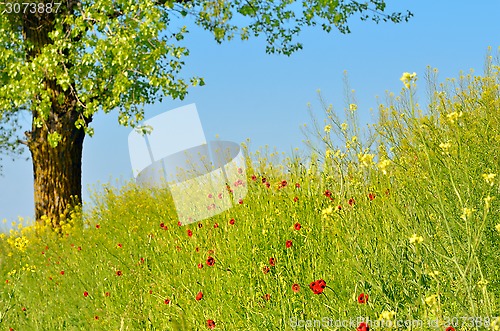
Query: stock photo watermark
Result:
<box><xmin>289</xmin><ymin>316</ymin><xmax>499</xmax><ymax>329</ymax></box>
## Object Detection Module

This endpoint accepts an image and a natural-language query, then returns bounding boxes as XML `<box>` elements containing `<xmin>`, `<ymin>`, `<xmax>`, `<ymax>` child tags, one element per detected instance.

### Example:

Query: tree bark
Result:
<box><xmin>28</xmin><ymin>110</ymin><xmax>85</xmax><ymax>227</ymax></box>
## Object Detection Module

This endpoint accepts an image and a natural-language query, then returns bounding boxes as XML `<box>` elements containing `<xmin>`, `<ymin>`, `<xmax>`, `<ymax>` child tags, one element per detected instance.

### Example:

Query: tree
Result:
<box><xmin>0</xmin><ymin>0</ymin><xmax>412</xmax><ymax>228</ymax></box>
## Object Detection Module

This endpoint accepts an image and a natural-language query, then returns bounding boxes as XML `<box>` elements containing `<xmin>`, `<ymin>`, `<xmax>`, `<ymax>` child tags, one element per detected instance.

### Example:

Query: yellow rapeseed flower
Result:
<box><xmin>425</xmin><ymin>294</ymin><xmax>438</xmax><ymax>306</ymax></box>
<box><xmin>377</xmin><ymin>159</ymin><xmax>392</xmax><ymax>175</ymax></box>
<box><xmin>482</xmin><ymin>173</ymin><xmax>496</xmax><ymax>186</ymax></box>
<box><xmin>409</xmin><ymin>234</ymin><xmax>424</xmax><ymax>244</ymax></box>
<box><xmin>400</xmin><ymin>72</ymin><xmax>417</xmax><ymax>89</ymax></box>
<box><xmin>460</xmin><ymin>207</ymin><xmax>475</xmax><ymax>221</ymax></box>
<box><xmin>379</xmin><ymin>310</ymin><xmax>396</xmax><ymax>320</ymax></box>
<box><xmin>322</xmin><ymin>206</ymin><xmax>333</xmax><ymax>218</ymax></box>
<box><xmin>439</xmin><ymin>142</ymin><xmax>452</xmax><ymax>153</ymax></box>
<box><xmin>485</xmin><ymin>195</ymin><xmax>494</xmax><ymax>209</ymax></box>
<box><xmin>491</xmin><ymin>316</ymin><xmax>500</xmax><ymax>331</ymax></box>
<box><xmin>446</xmin><ymin>111</ymin><xmax>463</xmax><ymax>123</ymax></box>
<box><xmin>324</xmin><ymin>125</ymin><xmax>332</xmax><ymax>133</ymax></box>
<box><xmin>325</xmin><ymin>149</ymin><xmax>333</xmax><ymax>159</ymax></box>
<box><xmin>349</xmin><ymin>103</ymin><xmax>358</xmax><ymax>111</ymax></box>
<box><xmin>341</xmin><ymin>123</ymin><xmax>348</xmax><ymax>131</ymax></box>
<box><xmin>358</xmin><ymin>153</ymin><xmax>375</xmax><ymax>167</ymax></box>
<box><xmin>495</xmin><ymin>223</ymin><xmax>500</xmax><ymax>233</ymax></box>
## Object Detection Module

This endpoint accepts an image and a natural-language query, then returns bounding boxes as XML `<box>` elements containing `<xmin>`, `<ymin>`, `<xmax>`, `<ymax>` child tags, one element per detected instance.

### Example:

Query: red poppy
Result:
<box><xmin>445</xmin><ymin>327</ymin><xmax>455</xmax><ymax>331</ymax></box>
<box><xmin>281</xmin><ymin>180</ymin><xmax>288</xmax><ymax>187</ymax></box>
<box><xmin>269</xmin><ymin>257</ymin><xmax>276</xmax><ymax>266</ymax></box>
<box><xmin>196</xmin><ymin>291</ymin><xmax>203</xmax><ymax>301</ymax></box>
<box><xmin>348</xmin><ymin>198</ymin><xmax>355</xmax><ymax>206</ymax></box>
<box><xmin>294</xmin><ymin>222</ymin><xmax>301</xmax><ymax>230</ymax></box>
<box><xmin>295</xmin><ymin>183</ymin><xmax>300</xmax><ymax>188</ymax></box>
<box><xmin>94</xmin><ymin>316</ymin><xmax>99</xmax><ymax>320</ymax></box>
<box><xmin>21</xmin><ymin>307</ymin><xmax>26</xmax><ymax>311</ymax></box>
<box><xmin>251</xmin><ymin>175</ymin><xmax>257</xmax><ymax>181</ymax></box>
<box><xmin>238</xmin><ymin>167</ymin><xmax>243</xmax><ymax>174</ymax></box>
<box><xmin>324</xmin><ymin>190</ymin><xmax>333</xmax><ymax>199</ymax></box>
<box><xmin>160</xmin><ymin>222</ymin><xmax>165</xmax><ymax>228</ymax></box>
<box><xmin>198</xmin><ymin>263</ymin><xmax>203</xmax><ymax>269</ymax></box>
<box><xmin>83</xmin><ymin>291</ymin><xmax>89</xmax><ymax>297</ymax></box>
<box><xmin>262</xmin><ymin>293</ymin><xmax>270</xmax><ymax>301</ymax></box>
<box><xmin>229</xmin><ymin>218</ymin><xmax>235</xmax><ymax>225</ymax></box>
<box><xmin>116</xmin><ymin>270</ymin><xmax>122</xmax><ymax>276</ymax></box>
<box><xmin>95</xmin><ymin>224</ymin><xmax>100</xmax><ymax>229</ymax></box>
<box><xmin>213</xmin><ymin>223</ymin><xmax>219</xmax><ymax>228</ymax></box>
<box><xmin>117</xmin><ymin>243</ymin><xmax>123</xmax><ymax>248</ymax></box>
<box><xmin>164</xmin><ymin>299</ymin><xmax>170</xmax><ymax>304</ymax></box>
<box><xmin>238</xmin><ymin>199</ymin><xmax>243</xmax><ymax>204</ymax></box>
<box><xmin>105</xmin><ymin>292</ymin><xmax>110</xmax><ymax>297</ymax></box>
<box><xmin>262</xmin><ymin>266</ymin><xmax>270</xmax><ymax>274</ymax></box>
<box><xmin>60</xmin><ymin>271</ymin><xmax>65</xmax><ymax>275</ymax></box>
<box><xmin>309</xmin><ymin>279</ymin><xmax>326</xmax><ymax>294</ymax></box>
<box><xmin>286</xmin><ymin>240</ymin><xmax>293</xmax><ymax>248</ymax></box>
<box><xmin>207</xmin><ymin>319</ymin><xmax>216</xmax><ymax>329</ymax></box>
<box><xmin>262</xmin><ymin>177</ymin><xmax>267</xmax><ymax>183</ymax></box>
<box><xmin>292</xmin><ymin>284</ymin><xmax>300</xmax><ymax>293</ymax></box>
<box><xmin>208</xmin><ymin>193</ymin><xmax>213</xmax><ymax>198</ymax></box>
<box><xmin>357</xmin><ymin>293</ymin><xmax>368</xmax><ymax>304</ymax></box>
<box><xmin>368</xmin><ymin>193</ymin><xmax>376</xmax><ymax>201</ymax></box>
<box><xmin>265</xmin><ymin>182</ymin><xmax>270</xmax><ymax>188</ymax></box>
<box><xmin>187</xmin><ymin>229</ymin><xmax>193</xmax><ymax>237</ymax></box>
<box><xmin>293</xmin><ymin>196</ymin><xmax>299</xmax><ymax>202</ymax></box>
<box><xmin>206</xmin><ymin>256</ymin><xmax>215</xmax><ymax>266</ymax></box>
<box><xmin>357</xmin><ymin>322</ymin><xmax>370</xmax><ymax>331</ymax></box>
<box><xmin>177</xmin><ymin>221</ymin><xmax>182</xmax><ymax>226</ymax></box>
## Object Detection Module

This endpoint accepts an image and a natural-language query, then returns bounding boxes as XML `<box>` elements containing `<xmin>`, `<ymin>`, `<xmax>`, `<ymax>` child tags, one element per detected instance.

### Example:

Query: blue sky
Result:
<box><xmin>1</xmin><ymin>0</ymin><xmax>500</xmax><ymax>230</ymax></box>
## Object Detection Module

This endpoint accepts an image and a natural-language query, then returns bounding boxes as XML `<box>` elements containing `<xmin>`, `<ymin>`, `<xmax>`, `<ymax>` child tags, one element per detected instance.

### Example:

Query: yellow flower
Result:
<box><xmin>324</xmin><ymin>125</ymin><xmax>332</xmax><ymax>133</ymax></box>
<box><xmin>460</xmin><ymin>207</ymin><xmax>475</xmax><ymax>221</ymax></box>
<box><xmin>491</xmin><ymin>317</ymin><xmax>500</xmax><ymax>331</ymax></box>
<box><xmin>400</xmin><ymin>72</ymin><xmax>417</xmax><ymax>88</ymax></box>
<box><xmin>482</xmin><ymin>173</ymin><xmax>496</xmax><ymax>186</ymax></box>
<box><xmin>379</xmin><ymin>310</ymin><xmax>396</xmax><ymax>320</ymax></box>
<box><xmin>341</xmin><ymin>122</ymin><xmax>348</xmax><ymax>131</ymax></box>
<box><xmin>409</xmin><ymin>234</ymin><xmax>424</xmax><ymax>244</ymax></box>
<box><xmin>325</xmin><ymin>149</ymin><xmax>333</xmax><ymax>159</ymax></box>
<box><xmin>425</xmin><ymin>294</ymin><xmax>438</xmax><ymax>306</ymax></box>
<box><xmin>349</xmin><ymin>103</ymin><xmax>358</xmax><ymax>111</ymax></box>
<box><xmin>377</xmin><ymin>159</ymin><xmax>392</xmax><ymax>175</ymax></box>
<box><xmin>358</xmin><ymin>153</ymin><xmax>375</xmax><ymax>167</ymax></box>
<box><xmin>495</xmin><ymin>223</ymin><xmax>500</xmax><ymax>233</ymax></box>
<box><xmin>477</xmin><ymin>279</ymin><xmax>489</xmax><ymax>287</ymax></box>
<box><xmin>439</xmin><ymin>141</ymin><xmax>452</xmax><ymax>152</ymax></box>
<box><xmin>446</xmin><ymin>111</ymin><xmax>463</xmax><ymax>123</ymax></box>
<box><xmin>485</xmin><ymin>195</ymin><xmax>494</xmax><ymax>209</ymax></box>
<box><xmin>322</xmin><ymin>206</ymin><xmax>333</xmax><ymax>218</ymax></box>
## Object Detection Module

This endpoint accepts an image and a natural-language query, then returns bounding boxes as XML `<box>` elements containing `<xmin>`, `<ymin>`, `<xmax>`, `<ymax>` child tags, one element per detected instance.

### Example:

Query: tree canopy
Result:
<box><xmin>0</xmin><ymin>0</ymin><xmax>412</xmax><ymax>225</ymax></box>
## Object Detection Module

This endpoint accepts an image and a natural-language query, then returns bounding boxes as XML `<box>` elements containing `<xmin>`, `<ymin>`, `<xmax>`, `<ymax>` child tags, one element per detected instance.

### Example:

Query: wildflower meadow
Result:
<box><xmin>2</xmin><ymin>57</ymin><xmax>500</xmax><ymax>330</ymax></box>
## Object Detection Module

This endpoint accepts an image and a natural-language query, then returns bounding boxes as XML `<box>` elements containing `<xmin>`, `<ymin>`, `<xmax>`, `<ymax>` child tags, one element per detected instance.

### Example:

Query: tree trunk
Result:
<box><xmin>28</xmin><ymin>110</ymin><xmax>85</xmax><ymax>227</ymax></box>
<box><xmin>21</xmin><ymin>4</ymin><xmax>87</xmax><ymax>228</ymax></box>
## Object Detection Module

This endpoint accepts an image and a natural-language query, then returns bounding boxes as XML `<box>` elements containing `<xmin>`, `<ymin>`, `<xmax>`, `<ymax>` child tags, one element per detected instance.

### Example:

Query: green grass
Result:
<box><xmin>2</xmin><ymin>62</ymin><xmax>500</xmax><ymax>330</ymax></box>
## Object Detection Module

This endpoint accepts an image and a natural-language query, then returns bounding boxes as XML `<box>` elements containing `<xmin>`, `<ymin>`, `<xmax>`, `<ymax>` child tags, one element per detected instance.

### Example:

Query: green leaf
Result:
<box><xmin>48</xmin><ymin>132</ymin><xmax>62</xmax><ymax>148</ymax></box>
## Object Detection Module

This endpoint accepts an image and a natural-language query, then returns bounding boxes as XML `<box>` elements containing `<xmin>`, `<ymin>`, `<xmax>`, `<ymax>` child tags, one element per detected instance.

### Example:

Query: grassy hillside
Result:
<box><xmin>2</xmin><ymin>63</ymin><xmax>500</xmax><ymax>330</ymax></box>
